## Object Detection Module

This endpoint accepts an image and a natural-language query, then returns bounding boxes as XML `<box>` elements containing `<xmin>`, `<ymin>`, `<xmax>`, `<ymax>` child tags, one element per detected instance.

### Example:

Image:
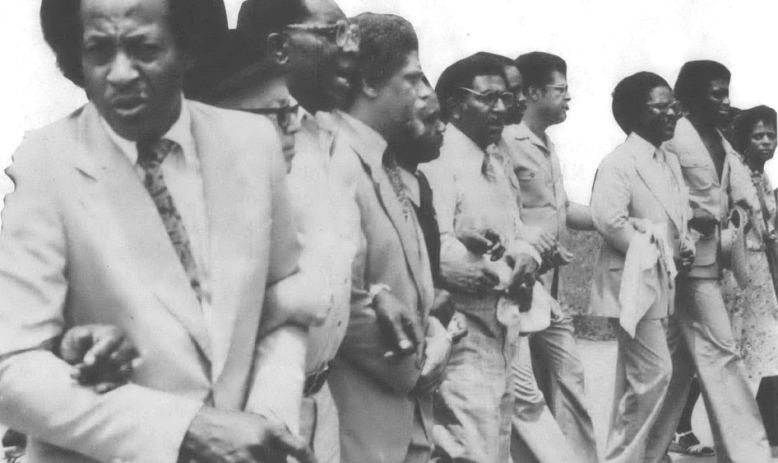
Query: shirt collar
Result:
<box><xmin>100</xmin><ymin>96</ymin><xmax>196</xmax><ymax>166</ymax></box>
<box><xmin>338</xmin><ymin>111</ymin><xmax>388</xmax><ymax>159</ymax></box>
<box><xmin>626</xmin><ymin>132</ymin><xmax>664</xmax><ymax>160</ymax></box>
<box><xmin>444</xmin><ymin>123</ymin><xmax>494</xmax><ymax>173</ymax></box>
<box><xmin>513</xmin><ymin>121</ymin><xmax>552</xmax><ymax>153</ymax></box>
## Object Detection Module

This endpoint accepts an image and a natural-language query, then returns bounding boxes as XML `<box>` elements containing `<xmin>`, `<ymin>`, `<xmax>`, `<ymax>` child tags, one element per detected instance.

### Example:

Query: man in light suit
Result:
<box><xmin>201</xmin><ymin>1</ymin><xmax>361</xmax><ymax>461</ymax></box>
<box><xmin>590</xmin><ymin>71</ymin><xmax>693</xmax><ymax>463</ymax></box>
<box><xmin>325</xmin><ymin>13</ymin><xmax>450</xmax><ymax>463</ymax></box>
<box><xmin>0</xmin><ymin>0</ymin><xmax>317</xmax><ymax>462</ymax></box>
<box><xmin>644</xmin><ymin>60</ymin><xmax>771</xmax><ymax>463</ymax></box>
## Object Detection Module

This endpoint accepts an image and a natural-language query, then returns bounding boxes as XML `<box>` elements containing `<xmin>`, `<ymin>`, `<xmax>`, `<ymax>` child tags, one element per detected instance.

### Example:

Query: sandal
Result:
<box><xmin>668</xmin><ymin>431</ymin><xmax>715</xmax><ymax>457</ymax></box>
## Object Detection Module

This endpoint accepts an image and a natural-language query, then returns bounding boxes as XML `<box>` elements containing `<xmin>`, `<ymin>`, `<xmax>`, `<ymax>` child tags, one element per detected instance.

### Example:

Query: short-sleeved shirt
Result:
<box><xmin>498</xmin><ymin>122</ymin><xmax>569</xmax><ymax>296</ymax></box>
<box><xmin>498</xmin><ymin>122</ymin><xmax>569</xmax><ymax>243</ymax></box>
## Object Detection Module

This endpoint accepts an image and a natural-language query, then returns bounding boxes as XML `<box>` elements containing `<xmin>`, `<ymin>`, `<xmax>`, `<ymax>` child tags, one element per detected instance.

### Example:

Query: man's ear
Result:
<box><xmin>528</xmin><ymin>85</ymin><xmax>543</xmax><ymax>102</ymax></box>
<box><xmin>362</xmin><ymin>77</ymin><xmax>380</xmax><ymax>99</ymax></box>
<box><xmin>266</xmin><ymin>33</ymin><xmax>290</xmax><ymax>66</ymax></box>
<box><xmin>446</xmin><ymin>96</ymin><xmax>462</xmax><ymax>121</ymax></box>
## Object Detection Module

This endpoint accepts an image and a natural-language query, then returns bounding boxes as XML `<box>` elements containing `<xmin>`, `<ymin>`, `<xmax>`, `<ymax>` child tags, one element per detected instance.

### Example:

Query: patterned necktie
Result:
<box><xmin>383</xmin><ymin>153</ymin><xmax>412</xmax><ymax>221</ymax></box>
<box><xmin>137</xmin><ymin>138</ymin><xmax>203</xmax><ymax>303</ymax></box>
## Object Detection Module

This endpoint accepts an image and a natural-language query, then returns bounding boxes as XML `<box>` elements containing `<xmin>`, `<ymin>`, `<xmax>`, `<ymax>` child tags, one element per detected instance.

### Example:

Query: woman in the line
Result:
<box><xmin>589</xmin><ymin>72</ymin><xmax>694</xmax><ymax>463</ymax></box>
<box><xmin>722</xmin><ymin>105</ymin><xmax>778</xmax><ymax>452</ymax></box>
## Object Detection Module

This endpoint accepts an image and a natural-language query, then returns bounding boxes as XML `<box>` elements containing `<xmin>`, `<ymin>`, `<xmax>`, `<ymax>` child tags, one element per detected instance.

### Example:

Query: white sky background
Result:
<box><xmin>3</xmin><ymin>0</ymin><xmax>778</xmax><ymax>204</ymax></box>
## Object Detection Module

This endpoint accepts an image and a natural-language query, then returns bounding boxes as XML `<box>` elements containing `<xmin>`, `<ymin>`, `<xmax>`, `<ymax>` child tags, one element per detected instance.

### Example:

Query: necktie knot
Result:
<box><xmin>482</xmin><ymin>153</ymin><xmax>496</xmax><ymax>181</ymax></box>
<box><xmin>655</xmin><ymin>148</ymin><xmax>667</xmax><ymax>164</ymax></box>
<box><xmin>138</xmin><ymin>138</ymin><xmax>176</xmax><ymax>170</ymax></box>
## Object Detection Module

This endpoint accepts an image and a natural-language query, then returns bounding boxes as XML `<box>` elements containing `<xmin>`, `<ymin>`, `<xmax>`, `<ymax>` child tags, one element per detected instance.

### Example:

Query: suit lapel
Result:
<box><xmin>74</xmin><ymin>104</ymin><xmax>212</xmax><ymax>362</ymax></box>
<box><xmin>342</xmin><ymin>120</ymin><xmax>427</xmax><ymax>305</ymax></box>
<box><xmin>633</xmin><ymin>138</ymin><xmax>684</xmax><ymax>232</ymax></box>
<box><xmin>678</xmin><ymin>117</ymin><xmax>721</xmax><ymax>186</ymax></box>
<box><xmin>666</xmin><ymin>151</ymin><xmax>691</xmax><ymax>230</ymax></box>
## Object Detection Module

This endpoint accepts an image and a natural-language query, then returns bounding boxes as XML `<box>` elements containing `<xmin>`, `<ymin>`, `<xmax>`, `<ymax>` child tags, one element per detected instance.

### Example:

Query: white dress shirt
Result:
<box><xmin>100</xmin><ymin>99</ymin><xmax>229</xmax><ymax>377</ymax></box>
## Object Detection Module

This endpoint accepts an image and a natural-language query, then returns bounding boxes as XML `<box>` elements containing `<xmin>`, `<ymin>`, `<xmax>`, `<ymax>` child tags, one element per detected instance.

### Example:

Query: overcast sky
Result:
<box><xmin>3</xmin><ymin>0</ymin><xmax>778</xmax><ymax>203</ymax></box>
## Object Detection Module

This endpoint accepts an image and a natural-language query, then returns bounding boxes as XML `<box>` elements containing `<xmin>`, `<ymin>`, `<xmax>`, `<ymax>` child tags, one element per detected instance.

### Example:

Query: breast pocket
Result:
<box><xmin>679</xmin><ymin>158</ymin><xmax>714</xmax><ymax>191</ymax></box>
<box><xmin>516</xmin><ymin>169</ymin><xmax>550</xmax><ymax>208</ymax></box>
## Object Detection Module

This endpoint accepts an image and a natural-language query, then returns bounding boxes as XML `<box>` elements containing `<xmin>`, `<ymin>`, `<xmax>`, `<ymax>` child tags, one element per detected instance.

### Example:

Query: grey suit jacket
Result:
<box><xmin>0</xmin><ymin>101</ymin><xmax>300</xmax><ymax>463</ymax></box>
<box><xmin>590</xmin><ymin>132</ymin><xmax>692</xmax><ymax>319</ymax></box>
<box><xmin>325</xmin><ymin>111</ymin><xmax>436</xmax><ymax>463</ymax></box>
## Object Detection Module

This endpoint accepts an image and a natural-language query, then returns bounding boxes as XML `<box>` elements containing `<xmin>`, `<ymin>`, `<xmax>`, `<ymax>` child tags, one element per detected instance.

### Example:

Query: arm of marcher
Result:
<box><xmin>567</xmin><ymin>201</ymin><xmax>595</xmax><ymax>231</ymax></box>
<box><xmin>0</xmin><ymin>350</ymin><xmax>202</xmax><ymax>463</ymax></box>
<box><xmin>0</xmin><ymin>138</ymin><xmax>200</xmax><ymax>463</ymax></box>
<box><xmin>591</xmin><ymin>156</ymin><xmax>636</xmax><ymax>254</ymax></box>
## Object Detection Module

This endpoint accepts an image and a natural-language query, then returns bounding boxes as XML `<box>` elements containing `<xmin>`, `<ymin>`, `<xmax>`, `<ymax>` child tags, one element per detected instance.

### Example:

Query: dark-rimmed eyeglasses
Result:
<box><xmin>286</xmin><ymin>20</ymin><xmax>359</xmax><ymax>47</ymax></box>
<box><xmin>458</xmin><ymin>87</ymin><xmax>516</xmax><ymax>107</ymax></box>
<box><xmin>241</xmin><ymin>104</ymin><xmax>300</xmax><ymax>131</ymax></box>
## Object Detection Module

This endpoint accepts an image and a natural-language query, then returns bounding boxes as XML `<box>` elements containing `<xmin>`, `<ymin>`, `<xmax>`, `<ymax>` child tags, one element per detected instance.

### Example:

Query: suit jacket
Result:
<box><xmin>325</xmin><ymin>111</ymin><xmax>436</xmax><ymax>463</ymax></box>
<box><xmin>590</xmin><ymin>132</ymin><xmax>692</xmax><ymax>318</ymax></box>
<box><xmin>0</xmin><ymin>101</ymin><xmax>300</xmax><ymax>463</ymax></box>
<box><xmin>665</xmin><ymin>116</ymin><xmax>748</xmax><ymax>278</ymax></box>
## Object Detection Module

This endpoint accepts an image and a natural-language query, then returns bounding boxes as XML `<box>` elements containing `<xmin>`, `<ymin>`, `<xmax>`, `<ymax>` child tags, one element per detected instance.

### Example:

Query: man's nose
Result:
<box><xmin>106</xmin><ymin>52</ymin><xmax>139</xmax><ymax>86</ymax></box>
<box><xmin>417</xmin><ymin>81</ymin><xmax>433</xmax><ymax>100</ymax></box>
<box><xmin>492</xmin><ymin>98</ymin><xmax>507</xmax><ymax>113</ymax></box>
<box><xmin>341</xmin><ymin>24</ymin><xmax>359</xmax><ymax>54</ymax></box>
<box><xmin>285</xmin><ymin>112</ymin><xmax>302</xmax><ymax>136</ymax></box>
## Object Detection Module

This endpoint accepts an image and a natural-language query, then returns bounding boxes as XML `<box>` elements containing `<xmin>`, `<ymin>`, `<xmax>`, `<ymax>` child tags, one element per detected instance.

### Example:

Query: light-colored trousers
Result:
<box><xmin>604</xmin><ymin>318</ymin><xmax>672</xmax><ymax>463</ymax></box>
<box><xmin>433</xmin><ymin>308</ymin><xmax>518</xmax><ymax>463</ymax></box>
<box><xmin>300</xmin><ymin>382</ymin><xmax>340</xmax><ymax>463</ymax></box>
<box><xmin>645</xmin><ymin>277</ymin><xmax>771</xmax><ymax>463</ymax></box>
<box><xmin>510</xmin><ymin>335</ymin><xmax>578</xmax><ymax>463</ymax></box>
<box><xmin>530</xmin><ymin>314</ymin><xmax>599</xmax><ymax>463</ymax></box>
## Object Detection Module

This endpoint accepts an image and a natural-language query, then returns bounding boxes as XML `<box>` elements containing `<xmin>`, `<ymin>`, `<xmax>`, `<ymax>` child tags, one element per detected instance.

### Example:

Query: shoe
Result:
<box><xmin>668</xmin><ymin>430</ymin><xmax>715</xmax><ymax>457</ymax></box>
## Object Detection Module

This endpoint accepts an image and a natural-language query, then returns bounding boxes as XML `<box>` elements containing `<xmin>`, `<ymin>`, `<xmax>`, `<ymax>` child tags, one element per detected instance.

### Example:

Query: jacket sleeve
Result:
<box><xmin>591</xmin><ymin>153</ymin><xmax>636</xmax><ymax>254</ymax></box>
<box><xmin>0</xmin><ymin>134</ymin><xmax>202</xmax><ymax>463</ymax></box>
<box><xmin>336</xmin><ymin>173</ymin><xmax>422</xmax><ymax>394</ymax></box>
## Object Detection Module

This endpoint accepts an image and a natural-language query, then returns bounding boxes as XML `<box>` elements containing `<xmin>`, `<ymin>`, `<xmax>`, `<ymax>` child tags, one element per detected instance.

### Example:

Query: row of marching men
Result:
<box><xmin>0</xmin><ymin>0</ymin><xmax>776</xmax><ymax>462</ymax></box>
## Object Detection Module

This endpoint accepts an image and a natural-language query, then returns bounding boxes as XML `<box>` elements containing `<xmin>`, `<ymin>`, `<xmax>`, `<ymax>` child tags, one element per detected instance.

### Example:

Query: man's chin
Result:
<box><xmin>103</xmin><ymin>111</ymin><xmax>149</xmax><ymax>140</ymax></box>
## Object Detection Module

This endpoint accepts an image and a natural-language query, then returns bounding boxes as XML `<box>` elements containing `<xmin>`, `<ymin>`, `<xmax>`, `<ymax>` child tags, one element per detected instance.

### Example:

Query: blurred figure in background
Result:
<box><xmin>724</xmin><ymin>105</ymin><xmax>778</xmax><ymax>455</ymax></box>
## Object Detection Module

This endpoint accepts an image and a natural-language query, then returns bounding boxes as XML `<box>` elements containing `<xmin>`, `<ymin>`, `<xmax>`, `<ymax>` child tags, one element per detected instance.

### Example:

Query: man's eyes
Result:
<box><xmin>82</xmin><ymin>41</ymin><xmax>162</xmax><ymax>63</ymax></box>
<box><xmin>125</xmin><ymin>41</ymin><xmax>163</xmax><ymax>61</ymax></box>
<box><xmin>83</xmin><ymin>42</ymin><xmax>114</xmax><ymax>64</ymax></box>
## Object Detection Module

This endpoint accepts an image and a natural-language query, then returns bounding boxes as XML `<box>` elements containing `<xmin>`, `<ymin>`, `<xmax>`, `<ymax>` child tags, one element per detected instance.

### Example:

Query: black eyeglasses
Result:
<box><xmin>286</xmin><ymin>20</ymin><xmax>359</xmax><ymax>47</ymax></box>
<box><xmin>241</xmin><ymin>104</ymin><xmax>300</xmax><ymax>131</ymax></box>
<box><xmin>458</xmin><ymin>87</ymin><xmax>516</xmax><ymax>107</ymax></box>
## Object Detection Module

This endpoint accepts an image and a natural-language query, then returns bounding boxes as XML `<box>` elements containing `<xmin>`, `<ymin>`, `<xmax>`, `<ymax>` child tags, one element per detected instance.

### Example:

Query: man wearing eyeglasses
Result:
<box><xmin>644</xmin><ymin>60</ymin><xmax>771</xmax><ymax>463</ymax></box>
<box><xmin>496</xmin><ymin>51</ymin><xmax>599</xmax><ymax>463</ymax></box>
<box><xmin>197</xmin><ymin>1</ymin><xmax>362</xmax><ymax>463</ymax></box>
<box><xmin>420</xmin><ymin>52</ymin><xmax>542</xmax><ymax>463</ymax></box>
